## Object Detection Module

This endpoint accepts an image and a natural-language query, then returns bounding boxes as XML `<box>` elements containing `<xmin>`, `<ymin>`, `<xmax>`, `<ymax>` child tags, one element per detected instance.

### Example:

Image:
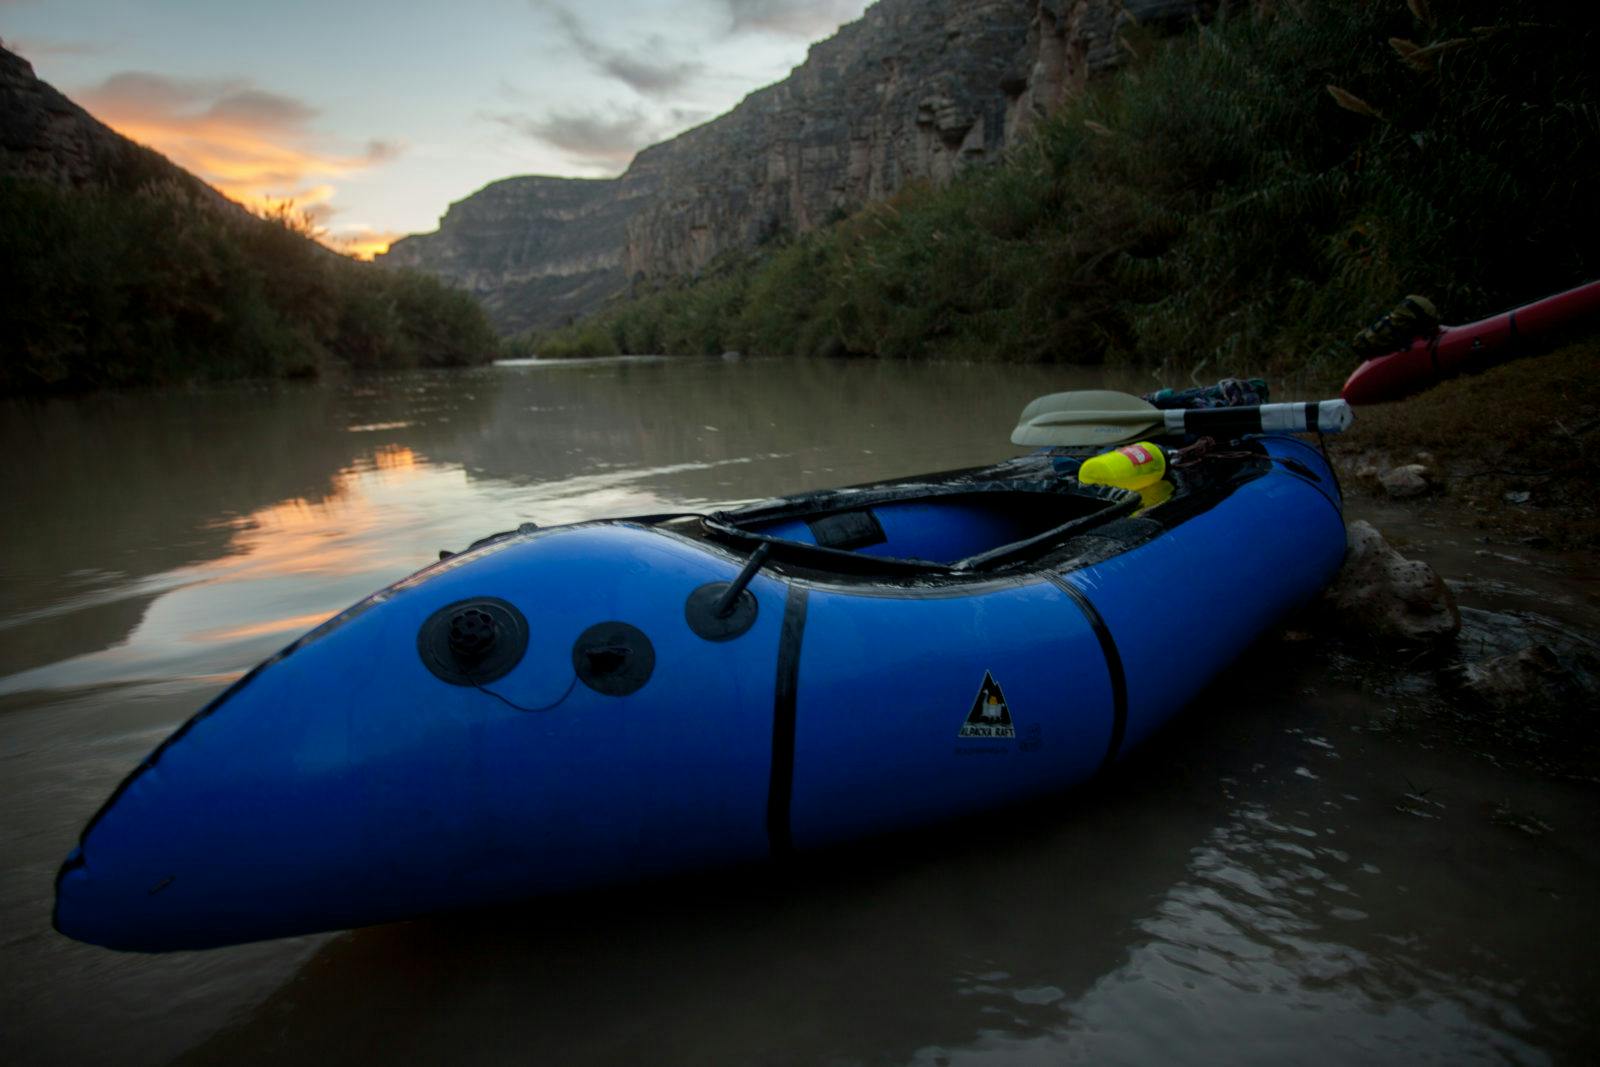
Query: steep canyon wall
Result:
<box><xmin>380</xmin><ymin>0</ymin><xmax>1201</xmax><ymax>334</ymax></box>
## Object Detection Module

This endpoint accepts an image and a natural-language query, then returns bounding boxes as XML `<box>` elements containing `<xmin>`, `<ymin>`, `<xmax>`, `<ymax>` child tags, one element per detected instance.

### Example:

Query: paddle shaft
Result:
<box><xmin>1034</xmin><ymin>400</ymin><xmax>1353</xmax><ymax>436</ymax></box>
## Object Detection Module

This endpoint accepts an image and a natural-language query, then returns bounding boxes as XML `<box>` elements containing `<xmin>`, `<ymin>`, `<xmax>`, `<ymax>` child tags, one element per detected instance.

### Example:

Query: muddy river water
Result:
<box><xmin>2</xmin><ymin>357</ymin><xmax>1596</xmax><ymax>1065</ymax></box>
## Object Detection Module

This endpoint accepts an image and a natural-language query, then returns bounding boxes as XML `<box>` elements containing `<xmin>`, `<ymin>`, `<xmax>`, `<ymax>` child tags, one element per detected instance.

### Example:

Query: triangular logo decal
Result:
<box><xmin>958</xmin><ymin>671</ymin><xmax>1015</xmax><ymax>739</ymax></box>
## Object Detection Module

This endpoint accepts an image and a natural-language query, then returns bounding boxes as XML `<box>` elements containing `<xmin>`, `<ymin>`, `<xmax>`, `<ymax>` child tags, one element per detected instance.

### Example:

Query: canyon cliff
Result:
<box><xmin>380</xmin><ymin>0</ymin><xmax>1202</xmax><ymax>335</ymax></box>
<box><xmin>378</xmin><ymin>175</ymin><xmax>642</xmax><ymax>336</ymax></box>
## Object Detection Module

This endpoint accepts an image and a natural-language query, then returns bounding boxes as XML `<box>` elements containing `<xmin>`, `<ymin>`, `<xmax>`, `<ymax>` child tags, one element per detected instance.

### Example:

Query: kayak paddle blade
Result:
<box><xmin>1011</xmin><ymin>390</ymin><xmax>1158</xmax><ymax>446</ymax></box>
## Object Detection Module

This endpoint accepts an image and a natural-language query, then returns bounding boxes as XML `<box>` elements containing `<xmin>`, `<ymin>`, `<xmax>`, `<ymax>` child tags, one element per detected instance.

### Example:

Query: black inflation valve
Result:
<box><xmin>573</xmin><ymin>622</ymin><xmax>655</xmax><ymax>696</ymax></box>
<box><xmin>418</xmin><ymin>597</ymin><xmax>529</xmax><ymax>685</ymax></box>
<box><xmin>685</xmin><ymin>542</ymin><xmax>769</xmax><ymax>641</ymax></box>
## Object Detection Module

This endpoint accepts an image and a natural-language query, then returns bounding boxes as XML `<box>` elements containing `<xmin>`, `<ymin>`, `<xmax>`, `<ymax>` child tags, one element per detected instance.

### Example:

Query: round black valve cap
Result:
<box><xmin>447</xmin><ymin>607</ymin><xmax>497</xmax><ymax>662</ymax></box>
<box><xmin>418</xmin><ymin>597</ymin><xmax>529</xmax><ymax>685</ymax></box>
<box><xmin>572</xmin><ymin>622</ymin><xmax>654</xmax><ymax>696</ymax></box>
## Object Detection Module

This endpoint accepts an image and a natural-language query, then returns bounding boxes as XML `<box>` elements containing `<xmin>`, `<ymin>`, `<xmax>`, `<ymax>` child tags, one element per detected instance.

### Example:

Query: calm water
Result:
<box><xmin>2</xmin><ymin>357</ymin><xmax>1596</xmax><ymax>1066</ymax></box>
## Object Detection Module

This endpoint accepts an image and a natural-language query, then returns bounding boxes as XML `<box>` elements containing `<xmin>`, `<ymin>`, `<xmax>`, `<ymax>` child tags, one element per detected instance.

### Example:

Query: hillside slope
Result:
<box><xmin>0</xmin><ymin>46</ymin><xmax>500</xmax><ymax>394</ymax></box>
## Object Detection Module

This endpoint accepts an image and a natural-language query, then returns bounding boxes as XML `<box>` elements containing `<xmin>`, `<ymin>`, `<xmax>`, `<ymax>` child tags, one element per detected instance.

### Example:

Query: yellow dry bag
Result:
<box><xmin>1077</xmin><ymin>441</ymin><xmax>1167</xmax><ymax>491</ymax></box>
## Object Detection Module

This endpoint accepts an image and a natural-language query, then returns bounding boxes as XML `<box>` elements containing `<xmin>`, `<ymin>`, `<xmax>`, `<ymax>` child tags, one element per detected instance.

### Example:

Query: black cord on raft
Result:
<box><xmin>474</xmin><ymin>675</ymin><xmax>579</xmax><ymax>713</ymax></box>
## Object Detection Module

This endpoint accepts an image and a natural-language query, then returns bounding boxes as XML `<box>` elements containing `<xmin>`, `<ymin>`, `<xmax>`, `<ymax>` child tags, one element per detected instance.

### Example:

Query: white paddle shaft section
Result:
<box><xmin>1010</xmin><ymin>392</ymin><xmax>1353</xmax><ymax>446</ymax></box>
<box><xmin>1170</xmin><ymin>399</ymin><xmax>1354</xmax><ymax>435</ymax></box>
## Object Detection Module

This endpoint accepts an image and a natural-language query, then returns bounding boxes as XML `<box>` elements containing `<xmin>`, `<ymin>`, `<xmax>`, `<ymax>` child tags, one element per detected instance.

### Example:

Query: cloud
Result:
<box><xmin>486</xmin><ymin>106</ymin><xmax>657</xmax><ymax>168</ymax></box>
<box><xmin>3</xmin><ymin>36</ymin><xmax>107</xmax><ymax>59</ymax></box>
<box><xmin>720</xmin><ymin>0</ymin><xmax>868</xmax><ymax>37</ymax></box>
<box><xmin>203</xmin><ymin>88</ymin><xmax>318</xmax><ymax>130</ymax></box>
<box><xmin>668</xmin><ymin>107</ymin><xmax>713</xmax><ymax>129</ymax></box>
<box><xmin>74</xmin><ymin>71</ymin><xmax>402</xmax><ymax>237</ymax></box>
<box><xmin>534</xmin><ymin>3</ymin><xmax>703</xmax><ymax>97</ymax></box>
<box><xmin>363</xmin><ymin>139</ymin><xmax>404</xmax><ymax>164</ymax></box>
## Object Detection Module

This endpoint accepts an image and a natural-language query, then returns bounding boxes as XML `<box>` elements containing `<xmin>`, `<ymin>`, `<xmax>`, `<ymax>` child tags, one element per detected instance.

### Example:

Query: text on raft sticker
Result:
<box><xmin>958</xmin><ymin>671</ymin><xmax>1015</xmax><ymax>739</ymax></box>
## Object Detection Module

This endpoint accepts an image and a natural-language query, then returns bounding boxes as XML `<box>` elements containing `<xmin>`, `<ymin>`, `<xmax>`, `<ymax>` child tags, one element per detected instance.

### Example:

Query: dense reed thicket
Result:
<box><xmin>0</xmin><ymin>177</ymin><xmax>499</xmax><ymax>394</ymax></box>
<box><xmin>527</xmin><ymin>1</ymin><xmax>1600</xmax><ymax>379</ymax></box>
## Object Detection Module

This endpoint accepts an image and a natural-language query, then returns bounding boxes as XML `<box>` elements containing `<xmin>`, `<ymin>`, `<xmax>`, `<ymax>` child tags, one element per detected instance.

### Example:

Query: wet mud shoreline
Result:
<box><xmin>1317</xmin><ymin>340</ymin><xmax>1600</xmax><ymax>781</ymax></box>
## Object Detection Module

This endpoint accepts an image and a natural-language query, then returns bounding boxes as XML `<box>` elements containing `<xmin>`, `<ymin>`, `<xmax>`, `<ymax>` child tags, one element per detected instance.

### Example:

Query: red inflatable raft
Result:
<box><xmin>1341</xmin><ymin>280</ymin><xmax>1600</xmax><ymax>405</ymax></box>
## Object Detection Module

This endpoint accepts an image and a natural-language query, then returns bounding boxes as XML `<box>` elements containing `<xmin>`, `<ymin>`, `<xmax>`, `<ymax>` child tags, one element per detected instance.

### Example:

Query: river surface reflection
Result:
<box><xmin>1</xmin><ymin>357</ymin><xmax>1595</xmax><ymax>1065</ymax></box>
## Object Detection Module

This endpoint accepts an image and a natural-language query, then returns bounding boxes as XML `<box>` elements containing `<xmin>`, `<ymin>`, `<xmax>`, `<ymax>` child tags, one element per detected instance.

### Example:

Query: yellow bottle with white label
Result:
<box><xmin>1077</xmin><ymin>441</ymin><xmax>1168</xmax><ymax>491</ymax></box>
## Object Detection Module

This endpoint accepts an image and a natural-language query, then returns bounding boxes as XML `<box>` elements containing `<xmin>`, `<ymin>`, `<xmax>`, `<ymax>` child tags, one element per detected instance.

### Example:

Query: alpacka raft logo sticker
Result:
<box><xmin>958</xmin><ymin>671</ymin><xmax>1015</xmax><ymax>739</ymax></box>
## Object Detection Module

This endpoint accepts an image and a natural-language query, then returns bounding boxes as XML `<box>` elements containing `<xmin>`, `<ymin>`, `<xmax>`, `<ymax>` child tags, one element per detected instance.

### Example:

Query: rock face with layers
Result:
<box><xmin>619</xmin><ymin>0</ymin><xmax>1034</xmax><ymax>279</ymax></box>
<box><xmin>1006</xmin><ymin>0</ymin><xmax>1207</xmax><ymax>142</ymax></box>
<box><xmin>379</xmin><ymin>176</ymin><xmax>645</xmax><ymax>336</ymax></box>
<box><xmin>381</xmin><ymin>0</ymin><xmax>1204</xmax><ymax>334</ymax></box>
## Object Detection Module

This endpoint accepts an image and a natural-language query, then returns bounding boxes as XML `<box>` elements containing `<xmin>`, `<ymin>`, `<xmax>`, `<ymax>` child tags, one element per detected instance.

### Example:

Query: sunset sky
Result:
<box><xmin>3</xmin><ymin>0</ymin><xmax>871</xmax><ymax>257</ymax></box>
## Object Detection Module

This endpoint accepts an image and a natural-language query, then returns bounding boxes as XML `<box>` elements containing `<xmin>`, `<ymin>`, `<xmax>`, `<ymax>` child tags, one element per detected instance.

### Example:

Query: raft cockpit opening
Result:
<box><xmin>701</xmin><ymin>474</ymin><xmax>1140</xmax><ymax>574</ymax></box>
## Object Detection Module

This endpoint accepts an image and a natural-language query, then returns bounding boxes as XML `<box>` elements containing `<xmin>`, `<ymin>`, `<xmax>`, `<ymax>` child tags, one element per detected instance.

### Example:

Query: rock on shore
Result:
<box><xmin>1323</xmin><ymin>520</ymin><xmax>1461</xmax><ymax>646</ymax></box>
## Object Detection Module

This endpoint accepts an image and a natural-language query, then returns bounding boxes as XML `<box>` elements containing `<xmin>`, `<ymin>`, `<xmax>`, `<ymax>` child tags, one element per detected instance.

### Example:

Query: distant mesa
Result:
<box><xmin>378</xmin><ymin>175</ymin><xmax>636</xmax><ymax>339</ymax></box>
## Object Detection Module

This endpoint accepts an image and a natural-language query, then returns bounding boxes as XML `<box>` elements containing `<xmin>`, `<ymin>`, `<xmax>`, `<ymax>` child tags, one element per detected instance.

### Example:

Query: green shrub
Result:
<box><xmin>0</xmin><ymin>176</ymin><xmax>499</xmax><ymax>394</ymax></box>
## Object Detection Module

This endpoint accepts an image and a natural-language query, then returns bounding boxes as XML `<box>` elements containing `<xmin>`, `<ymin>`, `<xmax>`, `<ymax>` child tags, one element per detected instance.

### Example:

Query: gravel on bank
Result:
<box><xmin>1326</xmin><ymin>338</ymin><xmax>1600</xmax><ymax>551</ymax></box>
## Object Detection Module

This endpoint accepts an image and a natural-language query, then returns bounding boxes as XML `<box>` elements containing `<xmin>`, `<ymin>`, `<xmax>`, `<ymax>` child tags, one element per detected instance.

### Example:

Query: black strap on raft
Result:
<box><xmin>766</xmin><ymin>586</ymin><xmax>809</xmax><ymax>857</ymax></box>
<box><xmin>1317</xmin><ymin>431</ymin><xmax>1343</xmax><ymax>501</ymax></box>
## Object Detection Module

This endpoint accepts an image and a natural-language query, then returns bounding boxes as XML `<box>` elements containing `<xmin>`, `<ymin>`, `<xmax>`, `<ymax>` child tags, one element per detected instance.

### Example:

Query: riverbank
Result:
<box><xmin>1327</xmin><ymin>339</ymin><xmax>1600</xmax><ymax>551</ymax></box>
<box><xmin>1314</xmin><ymin>339</ymin><xmax>1600</xmax><ymax>784</ymax></box>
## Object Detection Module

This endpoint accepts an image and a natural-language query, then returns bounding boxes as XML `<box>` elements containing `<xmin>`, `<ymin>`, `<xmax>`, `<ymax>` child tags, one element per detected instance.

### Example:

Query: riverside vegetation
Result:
<box><xmin>524</xmin><ymin>1</ymin><xmax>1599</xmax><ymax>380</ymax></box>
<box><xmin>0</xmin><ymin>175</ymin><xmax>499</xmax><ymax>394</ymax></box>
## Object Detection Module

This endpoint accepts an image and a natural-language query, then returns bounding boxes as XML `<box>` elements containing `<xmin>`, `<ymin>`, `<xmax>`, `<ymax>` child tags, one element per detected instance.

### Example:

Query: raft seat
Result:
<box><xmin>745</xmin><ymin>489</ymin><xmax>1117</xmax><ymax>567</ymax></box>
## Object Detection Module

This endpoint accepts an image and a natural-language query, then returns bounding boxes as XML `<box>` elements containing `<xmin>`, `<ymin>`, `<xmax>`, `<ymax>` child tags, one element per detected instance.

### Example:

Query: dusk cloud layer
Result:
<box><xmin>7</xmin><ymin>1</ymin><xmax>873</xmax><ymax>248</ymax></box>
<box><xmin>500</xmin><ymin>0</ymin><xmax>865</xmax><ymax>171</ymax></box>
<box><xmin>487</xmin><ymin>105</ymin><xmax>659</xmax><ymax>167</ymax></box>
<box><xmin>75</xmin><ymin>71</ymin><xmax>403</xmax><ymax>252</ymax></box>
<box><xmin>543</xmin><ymin>6</ymin><xmax>703</xmax><ymax>98</ymax></box>
<box><xmin>721</xmin><ymin>0</ymin><xmax>866</xmax><ymax>37</ymax></box>
<box><xmin>4</xmin><ymin>35</ymin><xmax>105</xmax><ymax>58</ymax></box>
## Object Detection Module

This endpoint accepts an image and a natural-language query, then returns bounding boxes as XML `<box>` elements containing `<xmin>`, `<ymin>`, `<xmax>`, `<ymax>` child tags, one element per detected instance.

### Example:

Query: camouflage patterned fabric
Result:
<box><xmin>1143</xmin><ymin>378</ymin><xmax>1270</xmax><ymax>410</ymax></box>
<box><xmin>1351</xmin><ymin>295</ymin><xmax>1440</xmax><ymax>358</ymax></box>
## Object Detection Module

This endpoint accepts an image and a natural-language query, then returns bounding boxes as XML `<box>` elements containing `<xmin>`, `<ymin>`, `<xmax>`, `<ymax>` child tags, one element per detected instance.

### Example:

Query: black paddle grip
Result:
<box><xmin>1179</xmin><ymin>407</ymin><xmax>1264</xmax><ymax>437</ymax></box>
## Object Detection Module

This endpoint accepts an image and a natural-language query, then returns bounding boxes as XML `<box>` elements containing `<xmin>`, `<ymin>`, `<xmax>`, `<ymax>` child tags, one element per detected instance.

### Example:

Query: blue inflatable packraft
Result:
<box><xmin>55</xmin><ymin>435</ymin><xmax>1345</xmax><ymax>950</ymax></box>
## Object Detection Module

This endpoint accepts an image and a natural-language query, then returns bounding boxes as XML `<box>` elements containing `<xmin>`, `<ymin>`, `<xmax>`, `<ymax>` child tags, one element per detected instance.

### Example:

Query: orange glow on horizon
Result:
<box><xmin>333</xmin><ymin>229</ymin><xmax>403</xmax><ymax>261</ymax></box>
<box><xmin>82</xmin><ymin>83</ymin><xmax>402</xmax><ymax>259</ymax></box>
